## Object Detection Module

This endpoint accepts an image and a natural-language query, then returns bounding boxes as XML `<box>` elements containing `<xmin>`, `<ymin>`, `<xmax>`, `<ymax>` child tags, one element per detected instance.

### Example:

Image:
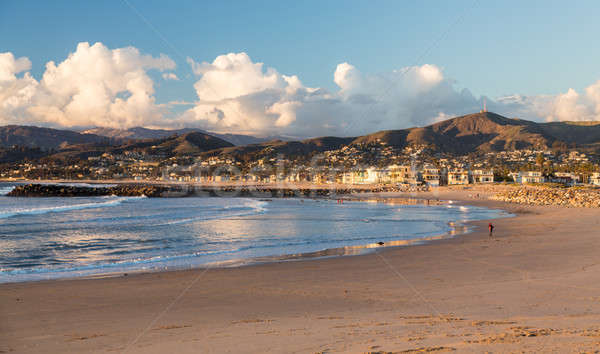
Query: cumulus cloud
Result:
<box><xmin>162</xmin><ymin>72</ymin><xmax>179</xmax><ymax>81</ymax></box>
<box><xmin>0</xmin><ymin>42</ymin><xmax>175</xmax><ymax>128</ymax></box>
<box><xmin>494</xmin><ymin>80</ymin><xmax>600</xmax><ymax>123</ymax></box>
<box><xmin>181</xmin><ymin>52</ymin><xmax>600</xmax><ymax>136</ymax></box>
<box><xmin>0</xmin><ymin>53</ymin><xmax>39</xmax><ymax>124</ymax></box>
<box><xmin>180</xmin><ymin>52</ymin><xmax>483</xmax><ymax>136</ymax></box>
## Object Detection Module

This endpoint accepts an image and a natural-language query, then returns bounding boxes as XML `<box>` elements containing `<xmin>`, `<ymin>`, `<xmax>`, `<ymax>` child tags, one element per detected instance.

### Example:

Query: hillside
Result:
<box><xmin>202</xmin><ymin>136</ymin><xmax>355</xmax><ymax>161</ymax></box>
<box><xmin>353</xmin><ymin>112</ymin><xmax>597</xmax><ymax>154</ymax></box>
<box><xmin>82</xmin><ymin>126</ymin><xmax>291</xmax><ymax>146</ymax></box>
<box><xmin>108</xmin><ymin>131</ymin><xmax>234</xmax><ymax>157</ymax></box>
<box><xmin>199</xmin><ymin>112</ymin><xmax>600</xmax><ymax>159</ymax></box>
<box><xmin>0</xmin><ymin>125</ymin><xmax>110</xmax><ymax>150</ymax></box>
<box><xmin>4</xmin><ymin>112</ymin><xmax>600</xmax><ymax>164</ymax></box>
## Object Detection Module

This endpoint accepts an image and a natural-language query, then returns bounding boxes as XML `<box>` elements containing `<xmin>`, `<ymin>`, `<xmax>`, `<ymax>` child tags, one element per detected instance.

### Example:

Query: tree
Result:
<box><xmin>536</xmin><ymin>153</ymin><xmax>545</xmax><ymax>170</ymax></box>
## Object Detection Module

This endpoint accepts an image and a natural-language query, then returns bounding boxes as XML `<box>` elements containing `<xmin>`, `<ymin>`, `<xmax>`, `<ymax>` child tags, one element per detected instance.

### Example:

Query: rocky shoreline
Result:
<box><xmin>490</xmin><ymin>186</ymin><xmax>600</xmax><ymax>208</ymax></box>
<box><xmin>6</xmin><ymin>183</ymin><xmax>417</xmax><ymax>198</ymax></box>
<box><xmin>7</xmin><ymin>184</ymin><xmax>171</xmax><ymax>198</ymax></box>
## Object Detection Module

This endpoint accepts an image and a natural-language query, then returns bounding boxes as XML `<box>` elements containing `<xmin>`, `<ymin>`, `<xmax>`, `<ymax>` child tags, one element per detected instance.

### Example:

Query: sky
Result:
<box><xmin>1</xmin><ymin>0</ymin><xmax>600</xmax><ymax>137</ymax></box>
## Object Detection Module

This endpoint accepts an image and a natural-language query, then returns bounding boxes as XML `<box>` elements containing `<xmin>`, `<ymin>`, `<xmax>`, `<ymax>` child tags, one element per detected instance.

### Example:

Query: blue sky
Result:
<box><xmin>1</xmin><ymin>1</ymin><xmax>600</xmax><ymax>135</ymax></box>
<box><xmin>3</xmin><ymin>1</ymin><xmax>599</xmax><ymax>98</ymax></box>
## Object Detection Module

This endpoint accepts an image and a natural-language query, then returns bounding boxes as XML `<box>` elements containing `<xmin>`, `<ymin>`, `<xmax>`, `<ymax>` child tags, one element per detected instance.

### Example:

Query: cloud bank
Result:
<box><xmin>179</xmin><ymin>52</ymin><xmax>600</xmax><ymax>136</ymax></box>
<box><xmin>0</xmin><ymin>42</ymin><xmax>176</xmax><ymax>128</ymax></box>
<box><xmin>3</xmin><ymin>43</ymin><xmax>600</xmax><ymax>136</ymax></box>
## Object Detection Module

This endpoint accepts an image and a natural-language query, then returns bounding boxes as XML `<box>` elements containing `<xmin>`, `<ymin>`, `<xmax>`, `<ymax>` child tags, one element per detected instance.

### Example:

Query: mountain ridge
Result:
<box><xmin>82</xmin><ymin>127</ymin><xmax>293</xmax><ymax>146</ymax></box>
<box><xmin>3</xmin><ymin>112</ymin><xmax>600</xmax><ymax>163</ymax></box>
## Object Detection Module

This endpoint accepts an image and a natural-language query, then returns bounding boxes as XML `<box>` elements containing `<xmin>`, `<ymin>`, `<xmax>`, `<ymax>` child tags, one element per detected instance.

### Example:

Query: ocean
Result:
<box><xmin>0</xmin><ymin>183</ymin><xmax>510</xmax><ymax>283</ymax></box>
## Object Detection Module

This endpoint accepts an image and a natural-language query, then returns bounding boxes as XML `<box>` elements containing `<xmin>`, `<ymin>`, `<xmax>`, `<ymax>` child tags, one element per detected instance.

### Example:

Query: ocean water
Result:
<box><xmin>0</xmin><ymin>183</ymin><xmax>510</xmax><ymax>283</ymax></box>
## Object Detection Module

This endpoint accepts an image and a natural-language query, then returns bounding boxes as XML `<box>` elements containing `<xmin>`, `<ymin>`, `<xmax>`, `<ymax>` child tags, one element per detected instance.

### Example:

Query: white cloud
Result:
<box><xmin>0</xmin><ymin>42</ymin><xmax>175</xmax><ymax>128</ymax></box>
<box><xmin>162</xmin><ymin>72</ymin><xmax>179</xmax><ymax>81</ymax></box>
<box><xmin>181</xmin><ymin>52</ymin><xmax>481</xmax><ymax>136</ymax></box>
<box><xmin>0</xmin><ymin>52</ymin><xmax>38</xmax><ymax>124</ymax></box>
<box><xmin>0</xmin><ymin>52</ymin><xmax>32</xmax><ymax>81</ymax></box>
<box><xmin>187</xmin><ymin>53</ymin><xmax>285</xmax><ymax>102</ymax></box>
<box><xmin>494</xmin><ymin>80</ymin><xmax>600</xmax><ymax>123</ymax></box>
<box><xmin>181</xmin><ymin>52</ymin><xmax>600</xmax><ymax>137</ymax></box>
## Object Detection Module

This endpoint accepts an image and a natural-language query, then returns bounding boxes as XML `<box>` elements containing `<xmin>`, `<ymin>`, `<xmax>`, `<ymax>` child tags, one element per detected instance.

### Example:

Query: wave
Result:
<box><xmin>0</xmin><ymin>196</ymin><xmax>145</xmax><ymax>219</ymax></box>
<box><xmin>152</xmin><ymin>199</ymin><xmax>268</xmax><ymax>226</ymax></box>
<box><xmin>0</xmin><ymin>186</ymin><xmax>15</xmax><ymax>195</ymax></box>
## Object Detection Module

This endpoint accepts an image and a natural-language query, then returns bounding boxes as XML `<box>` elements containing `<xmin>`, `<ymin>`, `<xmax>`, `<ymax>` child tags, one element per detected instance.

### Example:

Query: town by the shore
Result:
<box><xmin>3</xmin><ymin>185</ymin><xmax>600</xmax><ymax>353</ymax></box>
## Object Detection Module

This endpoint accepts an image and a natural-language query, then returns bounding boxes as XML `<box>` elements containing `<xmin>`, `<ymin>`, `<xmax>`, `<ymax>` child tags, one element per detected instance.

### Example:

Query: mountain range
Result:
<box><xmin>81</xmin><ymin>127</ymin><xmax>291</xmax><ymax>146</ymax></box>
<box><xmin>199</xmin><ymin>112</ymin><xmax>600</xmax><ymax>159</ymax></box>
<box><xmin>2</xmin><ymin>112</ymin><xmax>600</xmax><ymax>163</ymax></box>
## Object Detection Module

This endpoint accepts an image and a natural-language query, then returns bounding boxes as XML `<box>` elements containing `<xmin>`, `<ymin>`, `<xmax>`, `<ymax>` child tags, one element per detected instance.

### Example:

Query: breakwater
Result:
<box><xmin>6</xmin><ymin>183</ymin><xmax>412</xmax><ymax>198</ymax></box>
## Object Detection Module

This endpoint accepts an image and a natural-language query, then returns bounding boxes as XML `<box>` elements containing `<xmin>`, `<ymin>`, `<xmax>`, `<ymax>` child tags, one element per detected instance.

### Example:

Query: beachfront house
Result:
<box><xmin>470</xmin><ymin>169</ymin><xmax>494</xmax><ymax>184</ymax></box>
<box><xmin>342</xmin><ymin>169</ymin><xmax>368</xmax><ymax>184</ymax></box>
<box><xmin>285</xmin><ymin>173</ymin><xmax>301</xmax><ymax>183</ymax></box>
<box><xmin>388</xmin><ymin>164</ymin><xmax>419</xmax><ymax>185</ymax></box>
<box><xmin>447</xmin><ymin>169</ymin><xmax>469</xmax><ymax>185</ymax></box>
<box><xmin>550</xmin><ymin>172</ymin><xmax>580</xmax><ymax>186</ymax></box>
<box><xmin>422</xmin><ymin>165</ymin><xmax>441</xmax><ymax>186</ymax></box>
<box><xmin>516</xmin><ymin>171</ymin><xmax>545</xmax><ymax>184</ymax></box>
<box><xmin>241</xmin><ymin>174</ymin><xmax>259</xmax><ymax>183</ymax></box>
<box><xmin>589</xmin><ymin>172</ymin><xmax>600</xmax><ymax>186</ymax></box>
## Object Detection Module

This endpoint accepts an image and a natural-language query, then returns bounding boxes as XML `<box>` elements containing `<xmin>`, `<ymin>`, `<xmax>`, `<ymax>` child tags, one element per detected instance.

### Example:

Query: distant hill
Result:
<box><xmin>0</xmin><ymin>125</ymin><xmax>110</xmax><ymax>150</ymax></box>
<box><xmin>202</xmin><ymin>112</ymin><xmax>600</xmax><ymax>158</ymax></box>
<box><xmin>82</xmin><ymin>127</ymin><xmax>197</xmax><ymax>140</ymax></box>
<box><xmin>108</xmin><ymin>131</ymin><xmax>233</xmax><ymax>156</ymax></box>
<box><xmin>82</xmin><ymin>127</ymin><xmax>291</xmax><ymax>146</ymax></box>
<box><xmin>352</xmin><ymin>112</ymin><xmax>600</xmax><ymax>154</ymax></box>
<box><xmin>203</xmin><ymin>136</ymin><xmax>355</xmax><ymax>161</ymax></box>
<box><xmin>43</xmin><ymin>131</ymin><xmax>234</xmax><ymax>161</ymax></box>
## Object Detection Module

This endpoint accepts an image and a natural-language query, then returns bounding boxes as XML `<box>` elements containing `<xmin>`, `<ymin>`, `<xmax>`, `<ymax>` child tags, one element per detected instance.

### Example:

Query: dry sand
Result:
<box><xmin>2</xmin><ymin>187</ymin><xmax>600</xmax><ymax>353</ymax></box>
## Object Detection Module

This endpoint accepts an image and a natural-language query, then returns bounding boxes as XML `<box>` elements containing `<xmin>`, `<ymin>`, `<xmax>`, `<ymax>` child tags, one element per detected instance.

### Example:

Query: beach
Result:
<box><xmin>2</xmin><ymin>187</ymin><xmax>600</xmax><ymax>352</ymax></box>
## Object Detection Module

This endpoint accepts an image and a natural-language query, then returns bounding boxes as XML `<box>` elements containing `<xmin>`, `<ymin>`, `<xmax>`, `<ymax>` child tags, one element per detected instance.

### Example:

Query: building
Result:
<box><xmin>340</xmin><ymin>167</ymin><xmax>387</xmax><ymax>184</ymax></box>
<box><xmin>590</xmin><ymin>172</ymin><xmax>600</xmax><ymax>186</ymax></box>
<box><xmin>470</xmin><ymin>169</ymin><xmax>494</xmax><ymax>184</ymax></box>
<box><xmin>364</xmin><ymin>167</ymin><xmax>383</xmax><ymax>184</ymax></box>
<box><xmin>342</xmin><ymin>169</ymin><xmax>362</xmax><ymax>184</ymax></box>
<box><xmin>516</xmin><ymin>171</ymin><xmax>545</xmax><ymax>184</ymax></box>
<box><xmin>422</xmin><ymin>165</ymin><xmax>441</xmax><ymax>186</ymax></box>
<box><xmin>448</xmin><ymin>169</ymin><xmax>469</xmax><ymax>185</ymax></box>
<box><xmin>551</xmin><ymin>172</ymin><xmax>580</xmax><ymax>186</ymax></box>
<box><xmin>388</xmin><ymin>164</ymin><xmax>419</xmax><ymax>184</ymax></box>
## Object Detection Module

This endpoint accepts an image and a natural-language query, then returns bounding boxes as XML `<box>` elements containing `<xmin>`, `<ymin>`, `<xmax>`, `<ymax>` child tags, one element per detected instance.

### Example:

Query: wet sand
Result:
<box><xmin>3</xmin><ymin>187</ymin><xmax>600</xmax><ymax>352</ymax></box>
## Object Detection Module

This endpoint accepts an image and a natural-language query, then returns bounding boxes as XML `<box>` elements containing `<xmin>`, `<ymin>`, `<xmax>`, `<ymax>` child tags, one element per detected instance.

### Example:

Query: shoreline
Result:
<box><xmin>0</xmin><ymin>195</ymin><xmax>504</xmax><ymax>285</ymax></box>
<box><xmin>4</xmin><ymin>188</ymin><xmax>600</xmax><ymax>352</ymax></box>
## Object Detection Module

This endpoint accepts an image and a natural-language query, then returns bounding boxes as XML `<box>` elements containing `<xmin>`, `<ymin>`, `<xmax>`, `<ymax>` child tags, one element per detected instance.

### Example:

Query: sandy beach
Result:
<box><xmin>2</xmin><ymin>187</ymin><xmax>600</xmax><ymax>353</ymax></box>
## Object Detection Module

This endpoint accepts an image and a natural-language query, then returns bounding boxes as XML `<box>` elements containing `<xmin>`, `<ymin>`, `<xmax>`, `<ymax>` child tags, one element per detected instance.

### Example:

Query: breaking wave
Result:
<box><xmin>0</xmin><ymin>196</ymin><xmax>145</xmax><ymax>219</ymax></box>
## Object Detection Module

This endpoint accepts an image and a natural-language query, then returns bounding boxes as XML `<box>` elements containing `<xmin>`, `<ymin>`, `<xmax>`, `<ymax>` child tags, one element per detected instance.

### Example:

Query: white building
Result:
<box><xmin>516</xmin><ymin>171</ymin><xmax>545</xmax><ymax>184</ymax></box>
<box><xmin>589</xmin><ymin>172</ymin><xmax>600</xmax><ymax>186</ymax></box>
<box><xmin>422</xmin><ymin>165</ymin><xmax>440</xmax><ymax>186</ymax></box>
<box><xmin>551</xmin><ymin>172</ymin><xmax>580</xmax><ymax>185</ymax></box>
<box><xmin>470</xmin><ymin>169</ymin><xmax>494</xmax><ymax>183</ymax></box>
<box><xmin>448</xmin><ymin>169</ymin><xmax>469</xmax><ymax>185</ymax></box>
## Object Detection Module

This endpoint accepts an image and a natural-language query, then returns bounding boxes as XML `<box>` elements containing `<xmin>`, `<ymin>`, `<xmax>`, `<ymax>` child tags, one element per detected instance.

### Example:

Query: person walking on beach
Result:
<box><xmin>488</xmin><ymin>223</ymin><xmax>494</xmax><ymax>238</ymax></box>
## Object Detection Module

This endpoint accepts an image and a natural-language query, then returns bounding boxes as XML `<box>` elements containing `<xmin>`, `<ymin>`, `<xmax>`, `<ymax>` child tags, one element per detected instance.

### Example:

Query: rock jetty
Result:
<box><xmin>6</xmin><ymin>183</ymin><xmax>419</xmax><ymax>198</ymax></box>
<box><xmin>490</xmin><ymin>186</ymin><xmax>600</xmax><ymax>208</ymax></box>
<box><xmin>7</xmin><ymin>184</ymin><xmax>170</xmax><ymax>197</ymax></box>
